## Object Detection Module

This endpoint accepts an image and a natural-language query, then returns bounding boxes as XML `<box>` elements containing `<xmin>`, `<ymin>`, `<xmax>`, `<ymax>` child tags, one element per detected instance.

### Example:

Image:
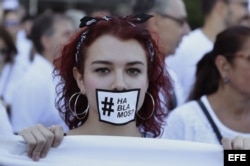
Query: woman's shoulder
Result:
<box><xmin>166</xmin><ymin>98</ymin><xmax>208</xmax><ymax>127</ymax></box>
<box><xmin>169</xmin><ymin>100</ymin><xmax>200</xmax><ymax>117</ymax></box>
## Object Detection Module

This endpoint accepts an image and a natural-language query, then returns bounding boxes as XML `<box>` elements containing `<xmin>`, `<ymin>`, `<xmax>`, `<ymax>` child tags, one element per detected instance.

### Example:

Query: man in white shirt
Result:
<box><xmin>9</xmin><ymin>12</ymin><xmax>75</xmax><ymax>133</ymax></box>
<box><xmin>133</xmin><ymin>0</ymin><xmax>190</xmax><ymax>108</ymax></box>
<box><xmin>166</xmin><ymin>0</ymin><xmax>249</xmax><ymax>101</ymax></box>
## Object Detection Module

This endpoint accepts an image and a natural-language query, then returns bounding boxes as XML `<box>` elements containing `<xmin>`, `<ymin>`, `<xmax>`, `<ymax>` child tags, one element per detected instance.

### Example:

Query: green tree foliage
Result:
<box><xmin>183</xmin><ymin>0</ymin><xmax>204</xmax><ymax>30</ymax></box>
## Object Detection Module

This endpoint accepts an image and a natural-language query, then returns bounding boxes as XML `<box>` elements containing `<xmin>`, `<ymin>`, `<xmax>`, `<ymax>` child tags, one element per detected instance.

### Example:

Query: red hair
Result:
<box><xmin>54</xmin><ymin>15</ymin><xmax>172</xmax><ymax>137</ymax></box>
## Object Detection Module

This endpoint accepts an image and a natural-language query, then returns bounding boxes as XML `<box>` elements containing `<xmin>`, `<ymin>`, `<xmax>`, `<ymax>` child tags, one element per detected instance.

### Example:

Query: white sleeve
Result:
<box><xmin>10</xmin><ymin>77</ymin><xmax>67</xmax><ymax>133</ymax></box>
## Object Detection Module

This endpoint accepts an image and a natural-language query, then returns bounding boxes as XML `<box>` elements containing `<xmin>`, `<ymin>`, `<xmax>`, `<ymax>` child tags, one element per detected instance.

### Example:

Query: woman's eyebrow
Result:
<box><xmin>91</xmin><ymin>61</ymin><xmax>145</xmax><ymax>66</ymax></box>
<box><xmin>126</xmin><ymin>61</ymin><xmax>145</xmax><ymax>66</ymax></box>
<box><xmin>91</xmin><ymin>60</ymin><xmax>112</xmax><ymax>65</ymax></box>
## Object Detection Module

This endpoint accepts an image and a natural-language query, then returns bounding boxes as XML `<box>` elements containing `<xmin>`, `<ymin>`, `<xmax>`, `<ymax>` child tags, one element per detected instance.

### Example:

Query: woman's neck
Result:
<box><xmin>207</xmin><ymin>87</ymin><xmax>250</xmax><ymax>132</ymax></box>
<box><xmin>209</xmin><ymin>86</ymin><xmax>250</xmax><ymax>114</ymax></box>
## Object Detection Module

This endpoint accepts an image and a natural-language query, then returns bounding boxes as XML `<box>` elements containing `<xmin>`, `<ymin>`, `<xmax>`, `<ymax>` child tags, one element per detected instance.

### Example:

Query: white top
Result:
<box><xmin>0</xmin><ymin>102</ymin><xmax>13</xmax><ymax>135</ymax></box>
<box><xmin>9</xmin><ymin>54</ymin><xmax>68</xmax><ymax>133</ymax></box>
<box><xmin>162</xmin><ymin>95</ymin><xmax>250</xmax><ymax>144</ymax></box>
<box><xmin>166</xmin><ymin>29</ymin><xmax>213</xmax><ymax>101</ymax></box>
<box><xmin>167</xmin><ymin>67</ymin><xmax>185</xmax><ymax>106</ymax></box>
<box><xmin>0</xmin><ymin>56</ymin><xmax>29</xmax><ymax>104</ymax></box>
<box><xmin>0</xmin><ymin>135</ymin><xmax>223</xmax><ymax>166</ymax></box>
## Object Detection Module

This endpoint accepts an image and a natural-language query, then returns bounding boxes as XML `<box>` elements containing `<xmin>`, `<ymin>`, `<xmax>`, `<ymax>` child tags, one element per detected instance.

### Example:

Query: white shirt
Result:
<box><xmin>0</xmin><ymin>102</ymin><xmax>13</xmax><ymax>135</ymax></box>
<box><xmin>9</xmin><ymin>54</ymin><xmax>68</xmax><ymax>133</ymax></box>
<box><xmin>162</xmin><ymin>96</ymin><xmax>250</xmax><ymax>144</ymax></box>
<box><xmin>15</xmin><ymin>29</ymin><xmax>33</xmax><ymax>67</ymax></box>
<box><xmin>166</xmin><ymin>29</ymin><xmax>213</xmax><ymax>101</ymax></box>
<box><xmin>0</xmin><ymin>56</ymin><xmax>29</xmax><ymax>104</ymax></box>
<box><xmin>167</xmin><ymin>67</ymin><xmax>185</xmax><ymax>106</ymax></box>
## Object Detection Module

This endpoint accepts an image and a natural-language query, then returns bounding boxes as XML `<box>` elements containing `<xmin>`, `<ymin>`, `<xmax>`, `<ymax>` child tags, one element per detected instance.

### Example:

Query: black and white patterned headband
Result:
<box><xmin>75</xmin><ymin>14</ymin><xmax>155</xmax><ymax>64</ymax></box>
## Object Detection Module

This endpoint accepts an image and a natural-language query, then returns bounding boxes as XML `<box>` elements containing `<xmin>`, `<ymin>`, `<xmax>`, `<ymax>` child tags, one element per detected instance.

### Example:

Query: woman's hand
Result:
<box><xmin>222</xmin><ymin>136</ymin><xmax>250</xmax><ymax>150</ymax></box>
<box><xmin>19</xmin><ymin>124</ymin><xmax>64</xmax><ymax>161</ymax></box>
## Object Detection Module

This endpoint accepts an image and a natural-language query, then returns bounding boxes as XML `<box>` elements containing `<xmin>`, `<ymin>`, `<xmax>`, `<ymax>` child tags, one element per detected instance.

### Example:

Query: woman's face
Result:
<box><xmin>228</xmin><ymin>38</ymin><xmax>250</xmax><ymax>97</ymax></box>
<box><xmin>74</xmin><ymin>34</ymin><xmax>149</xmax><ymax>113</ymax></box>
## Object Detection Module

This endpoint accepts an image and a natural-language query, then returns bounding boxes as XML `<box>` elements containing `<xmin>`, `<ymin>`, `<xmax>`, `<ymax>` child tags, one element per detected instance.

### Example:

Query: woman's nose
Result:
<box><xmin>111</xmin><ymin>73</ymin><xmax>127</xmax><ymax>91</ymax></box>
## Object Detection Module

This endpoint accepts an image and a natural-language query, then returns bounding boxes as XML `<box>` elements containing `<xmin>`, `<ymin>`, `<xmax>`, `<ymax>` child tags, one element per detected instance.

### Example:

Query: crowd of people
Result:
<box><xmin>0</xmin><ymin>0</ymin><xmax>250</xmax><ymax>163</ymax></box>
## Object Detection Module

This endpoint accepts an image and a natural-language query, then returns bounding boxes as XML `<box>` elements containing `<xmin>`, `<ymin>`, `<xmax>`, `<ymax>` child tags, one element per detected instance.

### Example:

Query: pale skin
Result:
<box><xmin>71</xmin><ymin>35</ymin><xmax>148</xmax><ymax>136</ymax></box>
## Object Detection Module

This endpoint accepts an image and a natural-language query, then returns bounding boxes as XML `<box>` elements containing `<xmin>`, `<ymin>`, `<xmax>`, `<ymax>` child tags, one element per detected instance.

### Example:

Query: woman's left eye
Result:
<box><xmin>127</xmin><ymin>68</ymin><xmax>141</xmax><ymax>75</ymax></box>
<box><xmin>95</xmin><ymin>68</ymin><xmax>110</xmax><ymax>74</ymax></box>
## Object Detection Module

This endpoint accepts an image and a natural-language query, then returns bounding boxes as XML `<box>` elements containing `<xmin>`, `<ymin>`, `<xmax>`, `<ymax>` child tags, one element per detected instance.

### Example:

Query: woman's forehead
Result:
<box><xmin>85</xmin><ymin>34</ymin><xmax>148</xmax><ymax>63</ymax></box>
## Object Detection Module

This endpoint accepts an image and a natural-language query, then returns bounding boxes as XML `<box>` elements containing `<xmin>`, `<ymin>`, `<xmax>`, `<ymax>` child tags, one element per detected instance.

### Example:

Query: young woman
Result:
<box><xmin>20</xmin><ymin>14</ymin><xmax>172</xmax><ymax>161</ymax></box>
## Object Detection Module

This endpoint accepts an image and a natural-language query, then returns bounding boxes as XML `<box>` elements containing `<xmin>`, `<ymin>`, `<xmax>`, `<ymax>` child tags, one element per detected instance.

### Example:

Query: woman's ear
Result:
<box><xmin>215</xmin><ymin>55</ymin><xmax>230</xmax><ymax>79</ymax></box>
<box><xmin>73</xmin><ymin>67</ymin><xmax>86</xmax><ymax>93</ymax></box>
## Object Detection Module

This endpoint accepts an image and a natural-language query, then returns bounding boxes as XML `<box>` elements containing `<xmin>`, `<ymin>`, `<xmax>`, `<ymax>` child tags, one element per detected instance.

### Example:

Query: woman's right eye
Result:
<box><xmin>95</xmin><ymin>68</ymin><xmax>110</xmax><ymax>74</ymax></box>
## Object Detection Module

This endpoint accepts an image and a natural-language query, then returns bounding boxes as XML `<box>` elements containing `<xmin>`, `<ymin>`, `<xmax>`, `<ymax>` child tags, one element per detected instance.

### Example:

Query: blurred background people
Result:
<box><xmin>133</xmin><ymin>0</ymin><xmax>190</xmax><ymax>109</ymax></box>
<box><xmin>15</xmin><ymin>13</ymin><xmax>34</xmax><ymax>65</ymax></box>
<box><xmin>2</xmin><ymin>0</ymin><xmax>34</xmax><ymax>67</ymax></box>
<box><xmin>0</xmin><ymin>25</ymin><xmax>27</xmax><ymax>118</ymax></box>
<box><xmin>65</xmin><ymin>8</ymin><xmax>86</xmax><ymax>30</ymax></box>
<box><xmin>166</xmin><ymin>0</ymin><xmax>249</xmax><ymax>102</ymax></box>
<box><xmin>8</xmin><ymin>12</ymin><xmax>74</xmax><ymax>133</ymax></box>
<box><xmin>2</xmin><ymin>8</ymin><xmax>21</xmax><ymax>42</ymax></box>
<box><xmin>163</xmin><ymin>26</ymin><xmax>250</xmax><ymax>144</ymax></box>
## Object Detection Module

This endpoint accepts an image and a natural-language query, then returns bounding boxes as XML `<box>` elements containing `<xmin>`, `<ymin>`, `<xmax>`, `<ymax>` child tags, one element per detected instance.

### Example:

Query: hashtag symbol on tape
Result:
<box><xmin>101</xmin><ymin>97</ymin><xmax>114</xmax><ymax>116</ymax></box>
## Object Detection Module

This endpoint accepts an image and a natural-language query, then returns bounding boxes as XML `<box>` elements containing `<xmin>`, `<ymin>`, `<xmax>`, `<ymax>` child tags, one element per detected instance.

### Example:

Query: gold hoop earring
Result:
<box><xmin>69</xmin><ymin>92</ymin><xmax>89</xmax><ymax>119</ymax></box>
<box><xmin>137</xmin><ymin>92</ymin><xmax>155</xmax><ymax>120</ymax></box>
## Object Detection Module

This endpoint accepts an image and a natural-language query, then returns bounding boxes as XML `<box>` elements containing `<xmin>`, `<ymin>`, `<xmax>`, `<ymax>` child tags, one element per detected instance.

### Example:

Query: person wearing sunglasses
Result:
<box><xmin>0</xmin><ymin>25</ymin><xmax>28</xmax><ymax>134</ymax></box>
<box><xmin>133</xmin><ymin>0</ymin><xmax>190</xmax><ymax>109</ymax></box>
<box><xmin>167</xmin><ymin>0</ymin><xmax>249</xmax><ymax>102</ymax></box>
